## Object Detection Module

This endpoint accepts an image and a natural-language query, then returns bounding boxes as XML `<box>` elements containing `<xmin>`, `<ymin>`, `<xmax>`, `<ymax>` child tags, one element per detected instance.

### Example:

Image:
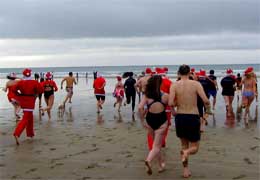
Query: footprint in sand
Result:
<box><xmin>26</xmin><ymin>168</ymin><xmax>38</xmax><ymax>174</ymax></box>
<box><xmin>34</xmin><ymin>150</ymin><xmax>42</xmax><ymax>154</ymax></box>
<box><xmin>85</xmin><ymin>163</ymin><xmax>99</xmax><ymax>170</ymax></box>
<box><xmin>81</xmin><ymin>177</ymin><xmax>91</xmax><ymax>180</ymax></box>
<box><xmin>105</xmin><ymin>159</ymin><xmax>112</xmax><ymax>162</ymax></box>
<box><xmin>243</xmin><ymin>158</ymin><xmax>253</xmax><ymax>165</ymax></box>
<box><xmin>0</xmin><ymin>164</ymin><xmax>6</xmax><ymax>167</ymax></box>
<box><xmin>232</xmin><ymin>174</ymin><xmax>247</xmax><ymax>179</ymax></box>
<box><xmin>250</xmin><ymin>146</ymin><xmax>259</xmax><ymax>151</ymax></box>
<box><xmin>254</xmin><ymin>137</ymin><xmax>260</xmax><ymax>141</ymax></box>
<box><xmin>126</xmin><ymin>154</ymin><xmax>133</xmax><ymax>158</ymax></box>
<box><xmin>106</xmin><ymin>138</ymin><xmax>113</xmax><ymax>142</ymax></box>
<box><xmin>50</xmin><ymin>148</ymin><xmax>56</xmax><ymax>151</ymax></box>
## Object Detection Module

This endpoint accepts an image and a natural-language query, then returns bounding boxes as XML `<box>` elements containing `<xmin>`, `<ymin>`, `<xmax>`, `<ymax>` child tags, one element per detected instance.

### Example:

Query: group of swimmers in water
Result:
<box><xmin>2</xmin><ymin>64</ymin><xmax>258</xmax><ymax>178</ymax></box>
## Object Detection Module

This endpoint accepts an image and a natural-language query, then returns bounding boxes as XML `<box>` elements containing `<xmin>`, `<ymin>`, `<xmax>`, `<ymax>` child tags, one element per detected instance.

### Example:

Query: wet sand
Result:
<box><xmin>0</xmin><ymin>77</ymin><xmax>259</xmax><ymax>180</ymax></box>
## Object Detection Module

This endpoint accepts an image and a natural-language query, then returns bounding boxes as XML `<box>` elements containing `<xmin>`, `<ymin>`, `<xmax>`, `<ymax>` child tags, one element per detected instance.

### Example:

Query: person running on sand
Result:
<box><xmin>61</xmin><ymin>72</ymin><xmax>77</xmax><ymax>107</ymax></box>
<box><xmin>207</xmin><ymin>70</ymin><xmax>218</xmax><ymax>110</ymax></box>
<box><xmin>139</xmin><ymin>75</ymin><xmax>169</xmax><ymax>175</ymax></box>
<box><xmin>220</xmin><ymin>69</ymin><xmax>236</xmax><ymax>116</ymax></box>
<box><xmin>93</xmin><ymin>72</ymin><xmax>106</xmax><ymax>113</ymax></box>
<box><xmin>241</xmin><ymin>68</ymin><xmax>257</xmax><ymax>125</ymax></box>
<box><xmin>13</xmin><ymin>68</ymin><xmax>43</xmax><ymax>145</ymax></box>
<box><xmin>135</xmin><ymin>68</ymin><xmax>153</xmax><ymax>97</ymax></box>
<box><xmin>40</xmin><ymin>72</ymin><xmax>58</xmax><ymax>120</ymax></box>
<box><xmin>113</xmin><ymin>76</ymin><xmax>124</xmax><ymax>112</ymax></box>
<box><xmin>4</xmin><ymin>73</ymin><xmax>21</xmax><ymax>120</ymax></box>
<box><xmin>147</xmin><ymin>67</ymin><xmax>172</xmax><ymax>150</ymax></box>
<box><xmin>197</xmin><ymin>69</ymin><xmax>212</xmax><ymax>132</ymax></box>
<box><xmin>236</xmin><ymin>73</ymin><xmax>243</xmax><ymax>102</ymax></box>
<box><xmin>247</xmin><ymin>67</ymin><xmax>258</xmax><ymax>102</ymax></box>
<box><xmin>124</xmin><ymin>72</ymin><xmax>137</xmax><ymax>114</ymax></box>
<box><xmin>169</xmin><ymin>65</ymin><xmax>210</xmax><ymax>178</ymax></box>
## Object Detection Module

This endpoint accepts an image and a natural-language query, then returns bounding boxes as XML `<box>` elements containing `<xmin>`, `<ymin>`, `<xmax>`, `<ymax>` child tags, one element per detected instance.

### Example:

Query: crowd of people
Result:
<box><xmin>1</xmin><ymin>64</ymin><xmax>258</xmax><ymax>178</ymax></box>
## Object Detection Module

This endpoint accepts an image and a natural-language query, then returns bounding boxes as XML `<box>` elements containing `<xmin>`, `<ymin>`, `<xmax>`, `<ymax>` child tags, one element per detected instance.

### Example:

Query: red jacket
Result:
<box><xmin>15</xmin><ymin>79</ymin><xmax>43</xmax><ymax>110</ymax></box>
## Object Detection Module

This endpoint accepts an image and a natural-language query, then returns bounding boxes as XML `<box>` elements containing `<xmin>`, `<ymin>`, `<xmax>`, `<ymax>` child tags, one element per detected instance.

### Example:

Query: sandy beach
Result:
<box><xmin>0</xmin><ymin>77</ymin><xmax>259</xmax><ymax>180</ymax></box>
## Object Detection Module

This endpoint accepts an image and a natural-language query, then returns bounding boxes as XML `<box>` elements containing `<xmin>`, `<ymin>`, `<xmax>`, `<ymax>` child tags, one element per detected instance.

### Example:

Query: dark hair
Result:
<box><xmin>209</xmin><ymin>70</ymin><xmax>214</xmax><ymax>75</ymax></box>
<box><xmin>237</xmin><ymin>73</ymin><xmax>240</xmax><ymax>77</ymax></box>
<box><xmin>128</xmin><ymin>72</ymin><xmax>133</xmax><ymax>77</ymax></box>
<box><xmin>178</xmin><ymin>64</ymin><xmax>190</xmax><ymax>75</ymax></box>
<box><xmin>69</xmin><ymin>72</ymin><xmax>73</xmax><ymax>76</ymax></box>
<box><xmin>7</xmin><ymin>76</ymin><xmax>16</xmax><ymax>80</ymax></box>
<box><xmin>145</xmin><ymin>75</ymin><xmax>162</xmax><ymax>100</ymax></box>
<box><xmin>40</xmin><ymin>77</ymin><xmax>44</xmax><ymax>82</ymax></box>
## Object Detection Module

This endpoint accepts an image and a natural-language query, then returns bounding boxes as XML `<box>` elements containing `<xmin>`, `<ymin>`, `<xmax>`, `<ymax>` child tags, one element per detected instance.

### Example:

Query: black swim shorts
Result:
<box><xmin>96</xmin><ymin>95</ymin><xmax>105</xmax><ymax>101</ymax></box>
<box><xmin>175</xmin><ymin>114</ymin><xmax>201</xmax><ymax>142</ymax></box>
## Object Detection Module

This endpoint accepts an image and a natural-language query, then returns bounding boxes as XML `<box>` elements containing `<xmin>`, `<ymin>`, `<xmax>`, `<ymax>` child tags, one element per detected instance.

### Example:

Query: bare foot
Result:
<box><xmin>183</xmin><ymin>167</ymin><xmax>191</xmax><ymax>178</ymax></box>
<box><xmin>14</xmin><ymin>135</ymin><xmax>19</xmax><ymax>145</ymax></box>
<box><xmin>145</xmin><ymin>161</ymin><xmax>152</xmax><ymax>175</ymax></box>
<box><xmin>158</xmin><ymin>162</ymin><xmax>166</xmax><ymax>173</ymax></box>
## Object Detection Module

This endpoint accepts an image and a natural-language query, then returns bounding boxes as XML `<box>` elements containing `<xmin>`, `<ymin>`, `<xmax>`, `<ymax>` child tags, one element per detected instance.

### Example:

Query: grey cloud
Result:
<box><xmin>0</xmin><ymin>0</ymin><xmax>259</xmax><ymax>38</ymax></box>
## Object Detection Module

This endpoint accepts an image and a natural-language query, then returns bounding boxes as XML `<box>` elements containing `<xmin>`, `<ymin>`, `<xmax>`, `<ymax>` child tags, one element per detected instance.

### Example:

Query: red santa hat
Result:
<box><xmin>45</xmin><ymin>72</ymin><xmax>52</xmax><ymax>79</ymax></box>
<box><xmin>199</xmin><ymin>69</ymin><xmax>206</xmax><ymax>77</ymax></box>
<box><xmin>226</xmin><ymin>68</ymin><xmax>233</xmax><ymax>74</ymax></box>
<box><xmin>244</xmin><ymin>67</ymin><xmax>253</xmax><ymax>75</ymax></box>
<box><xmin>145</xmin><ymin>68</ymin><xmax>152</xmax><ymax>75</ymax></box>
<box><xmin>155</xmin><ymin>67</ymin><xmax>166</xmax><ymax>75</ymax></box>
<box><xmin>191</xmin><ymin>68</ymin><xmax>195</xmax><ymax>73</ymax></box>
<box><xmin>23</xmin><ymin>68</ymin><xmax>32</xmax><ymax>77</ymax></box>
<box><xmin>163</xmin><ymin>67</ymin><xmax>168</xmax><ymax>73</ymax></box>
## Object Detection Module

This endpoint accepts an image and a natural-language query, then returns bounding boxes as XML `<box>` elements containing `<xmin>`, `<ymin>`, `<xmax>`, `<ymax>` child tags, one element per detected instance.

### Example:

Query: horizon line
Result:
<box><xmin>0</xmin><ymin>63</ymin><xmax>259</xmax><ymax>69</ymax></box>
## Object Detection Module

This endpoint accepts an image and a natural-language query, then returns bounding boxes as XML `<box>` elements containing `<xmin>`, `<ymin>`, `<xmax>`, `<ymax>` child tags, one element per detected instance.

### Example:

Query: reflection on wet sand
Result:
<box><xmin>57</xmin><ymin>106</ymin><xmax>74</xmax><ymax>122</ymax></box>
<box><xmin>66</xmin><ymin>107</ymin><xmax>74</xmax><ymax>122</ymax></box>
<box><xmin>114</xmin><ymin>112</ymin><xmax>123</xmax><ymax>123</ymax></box>
<box><xmin>225</xmin><ymin>108</ymin><xmax>235</xmax><ymax>128</ymax></box>
<box><xmin>96</xmin><ymin>113</ymin><xmax>104</xmax><ymax>125</ymax></box>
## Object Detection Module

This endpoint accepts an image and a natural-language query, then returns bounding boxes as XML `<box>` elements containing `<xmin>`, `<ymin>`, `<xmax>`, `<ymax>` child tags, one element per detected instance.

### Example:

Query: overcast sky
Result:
<box><xmin>0</xmin><ymin>0</ymin><xmax>259</xmax><ymax>67</ymax></box>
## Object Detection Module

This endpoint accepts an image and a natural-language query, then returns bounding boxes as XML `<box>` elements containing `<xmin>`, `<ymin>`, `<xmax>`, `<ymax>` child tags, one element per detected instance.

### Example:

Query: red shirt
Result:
<box><xmin>15</xmin><ymin>79</ymin><xmax>43</xmax><ymax>109</ymax></box>
<box><xmin>93</xmin><ymin>77</ymin><xmax>106</xmax><ymax>95</ymax></box>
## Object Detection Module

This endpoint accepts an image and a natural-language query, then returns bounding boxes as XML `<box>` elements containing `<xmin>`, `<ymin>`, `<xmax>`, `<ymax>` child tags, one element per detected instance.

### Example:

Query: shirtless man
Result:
<box><xmin>169</xmin><ymin>65</ymin><xmax>210</xmax><ymax>178</ymax></box>
<box><xmin>61</xmin><ymin>72</ymin><xmax>77</xmax><ymax>107</ymax></box>
<box><xmin>135</xmin><ymin>68</ymin><xmax>153</xmax><ymax>97</ymax></box>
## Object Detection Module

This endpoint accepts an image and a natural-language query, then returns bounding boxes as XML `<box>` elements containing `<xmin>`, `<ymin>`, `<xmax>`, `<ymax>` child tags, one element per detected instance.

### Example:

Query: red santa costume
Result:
<box><xmin>147</xmin><ymin>67</ymin><xmax>172</xmax><ymax>150</ymax></box>
<box><xmin>13</xmin><ymin>68</ymin><xmax>43</xmax><ymax>145</ymax></box>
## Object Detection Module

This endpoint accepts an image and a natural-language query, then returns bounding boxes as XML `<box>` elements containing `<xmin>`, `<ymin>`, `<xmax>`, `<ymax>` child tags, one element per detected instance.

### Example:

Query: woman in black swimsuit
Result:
<box><xmin>41</xmin><ymin>72</ymin><xmax>58</xmax><ymax>120</ymax></box>
<box><xmin>138</xmin><ymin>75</ymin><xmax>169</xmax><ymax>175</ymax></box>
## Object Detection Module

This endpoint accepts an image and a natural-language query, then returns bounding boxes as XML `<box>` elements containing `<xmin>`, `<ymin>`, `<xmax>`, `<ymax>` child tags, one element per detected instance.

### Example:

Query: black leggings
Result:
<box><xmin>126</xmin><ymin>93</ymin><xmax>136</xmax><ymax>112</ymax></box>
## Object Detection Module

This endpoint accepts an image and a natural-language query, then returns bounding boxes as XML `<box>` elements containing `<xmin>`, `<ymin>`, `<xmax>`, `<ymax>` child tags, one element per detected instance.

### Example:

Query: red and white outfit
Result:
<box><xmin>13</xmin><ymin>69</ymin><xmax>43</xmax><ymax>138</ymax></box>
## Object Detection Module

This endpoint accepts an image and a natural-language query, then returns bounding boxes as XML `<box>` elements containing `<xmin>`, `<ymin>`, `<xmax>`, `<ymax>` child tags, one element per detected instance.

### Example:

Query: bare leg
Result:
<box><xmin>213</xmin><ymin>96</ymin><xmax>216</xmax><ymax>110</ymax></box>
<box><xmin>118</xmin><ymin>98</ymin><xmax>122</xmax><ymax>112</ymax></box>
<box><xmin>145</xmin><ymin>123</ymin><xmax>167</xmax><ymax>175</ymax></box>
<box><xmin>180</xmin><ymin>139</ymin><xmax>199</xmax><ymax>178</ymax></box>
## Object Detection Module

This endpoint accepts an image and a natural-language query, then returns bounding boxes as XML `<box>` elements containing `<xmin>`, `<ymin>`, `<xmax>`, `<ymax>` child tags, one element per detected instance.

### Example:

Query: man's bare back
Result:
<box><xmin>136</xmin><ymin>75</ymin><xmax>151</xmax><ymax>93</ymax></box>
<box><xmin>62</xmin><ymin>76</ymin><xmax>76</xmax><ymax>88</ymax></box>
<box><xmin>169</xmin><ymin>78</ymin><xmax>209</xmax><ymax>115</ymax></box>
